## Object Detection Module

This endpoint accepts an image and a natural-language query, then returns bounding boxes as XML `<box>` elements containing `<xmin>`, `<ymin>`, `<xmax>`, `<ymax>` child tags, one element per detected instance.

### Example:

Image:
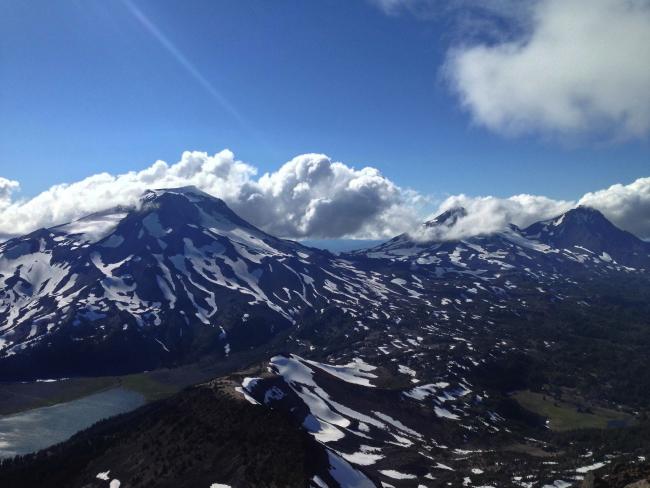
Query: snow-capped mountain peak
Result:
<box><xmin>424</xmin><ymin>206</ymin><xmax>468</xmax><ymax>228</ymax></box>
<box><xmin>523</xmin><ymin>205</ymin><xmax>650</xmax><ymax>268</ymax></box>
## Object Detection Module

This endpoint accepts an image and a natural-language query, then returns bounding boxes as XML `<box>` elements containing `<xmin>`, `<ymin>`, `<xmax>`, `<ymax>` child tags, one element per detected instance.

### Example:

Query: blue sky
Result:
<box><xmin>1</xmin><ymin>0</ymin><xmax>647</xmax><ymax>204</ymax></box>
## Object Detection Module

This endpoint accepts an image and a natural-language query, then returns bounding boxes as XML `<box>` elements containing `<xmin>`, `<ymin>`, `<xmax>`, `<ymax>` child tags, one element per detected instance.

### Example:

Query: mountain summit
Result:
<box><xmin>424</xmin><ymin>206</ymin><xmax>468</xmax><ymax>228</ymax></box>
<box><xmin>524</xmin><ymin>206</ymin><xmax>650</xmax><ymax>268</ymax></box>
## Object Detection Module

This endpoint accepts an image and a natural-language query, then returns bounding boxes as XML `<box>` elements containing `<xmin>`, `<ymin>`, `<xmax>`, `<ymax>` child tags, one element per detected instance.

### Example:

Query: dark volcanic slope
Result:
<box><xmin>0</xmin><ymin>380</ymin><xmax>331</xmax><ymax>488</ymax></box>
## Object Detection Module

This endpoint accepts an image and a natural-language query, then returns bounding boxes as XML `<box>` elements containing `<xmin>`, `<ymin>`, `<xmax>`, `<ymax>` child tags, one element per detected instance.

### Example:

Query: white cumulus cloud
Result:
<box><xmin>0</xmin><ymin>150</ymin><xmax>420</xmax><ymax>240</ymax></box>
<box><xmin>446</xmin><ymin>0</ymin><xmax>650</xmax><ymax>140</ymax></box>
<box><xmin>412</xmin><ymin>177</ymin><xmax>650</xmax><ymax>241</ymax></box>
<box><xmin>232</xmin><ymin>153</ymin><xmax>418</xmax><ymax>238</ymax></box>
<box><xmin>413</xmin><ymin>193</ymin><xmax>574</xmax><ymax>241</ymax></box>
<box><xmin>0</xmin><ymin>152</ymin><xmax>648</xmax><ymax>242</ymax></box>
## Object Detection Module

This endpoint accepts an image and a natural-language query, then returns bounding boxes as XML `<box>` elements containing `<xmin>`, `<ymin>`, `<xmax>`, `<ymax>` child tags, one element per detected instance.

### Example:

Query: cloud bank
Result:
<box><xmin>0</xmin><ymin>151</ymin><xmax>420</xmax><ymax>241</ymax></box>
<box><xmin>414</xmin><ymin>194</ymin><xmax>575</xmax><ymax>241</ymax></box>
<box><xmin>415</xmin><ymin>177</ymin><xmax>650</xmax><ymax>241</ymax></box>
<box><xmin>0</xmin><ymin>151</ymin><xmax>648</xmax><ymax>242</ymax></box>
<box><xmin>445</xmin><ymin>0</ymin><xmax>650</xmax><ymax>140</ymax></box>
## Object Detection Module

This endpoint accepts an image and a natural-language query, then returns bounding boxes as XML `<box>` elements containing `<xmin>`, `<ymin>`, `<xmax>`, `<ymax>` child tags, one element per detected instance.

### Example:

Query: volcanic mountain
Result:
<box><xmin>522</xmin><ymin>205</ymin><xmax>650</xmax><ymax>268</ymax></box>
<box><xmin>0</xmin><ymin>187</ymin><xmax>411</xmax><ymax>379</ymax></box>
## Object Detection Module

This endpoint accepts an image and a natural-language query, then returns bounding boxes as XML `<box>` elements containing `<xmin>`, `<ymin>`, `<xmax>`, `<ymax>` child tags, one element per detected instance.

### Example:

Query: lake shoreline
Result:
<box><xmin>0</xmin><ymin>387</ymin><xmax>145</xmax><ymax>459</ymax></box>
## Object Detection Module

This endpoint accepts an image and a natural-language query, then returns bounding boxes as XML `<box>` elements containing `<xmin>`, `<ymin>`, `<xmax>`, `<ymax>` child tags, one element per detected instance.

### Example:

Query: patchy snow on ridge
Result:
<box><xmin>304</xmin><ymin>357</ymin><xmax>378</xmax><ymax>387</ymax></box>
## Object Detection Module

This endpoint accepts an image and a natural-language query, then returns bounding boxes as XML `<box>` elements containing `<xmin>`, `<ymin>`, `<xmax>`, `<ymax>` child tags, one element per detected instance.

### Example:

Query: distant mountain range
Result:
<box><xmin>1</xmin><ymin>186</ymin><xmax>650</xmax><ymax>486</ymax></box>
<box><xmin>1</xmin><ymin>187</ymin><xmax>648</xmax><ymax>380</ymax></box>
<box><xmin>356</xmin><ymin>205</ymin><xmax>650</xmax><ymax>271</ymax></box>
